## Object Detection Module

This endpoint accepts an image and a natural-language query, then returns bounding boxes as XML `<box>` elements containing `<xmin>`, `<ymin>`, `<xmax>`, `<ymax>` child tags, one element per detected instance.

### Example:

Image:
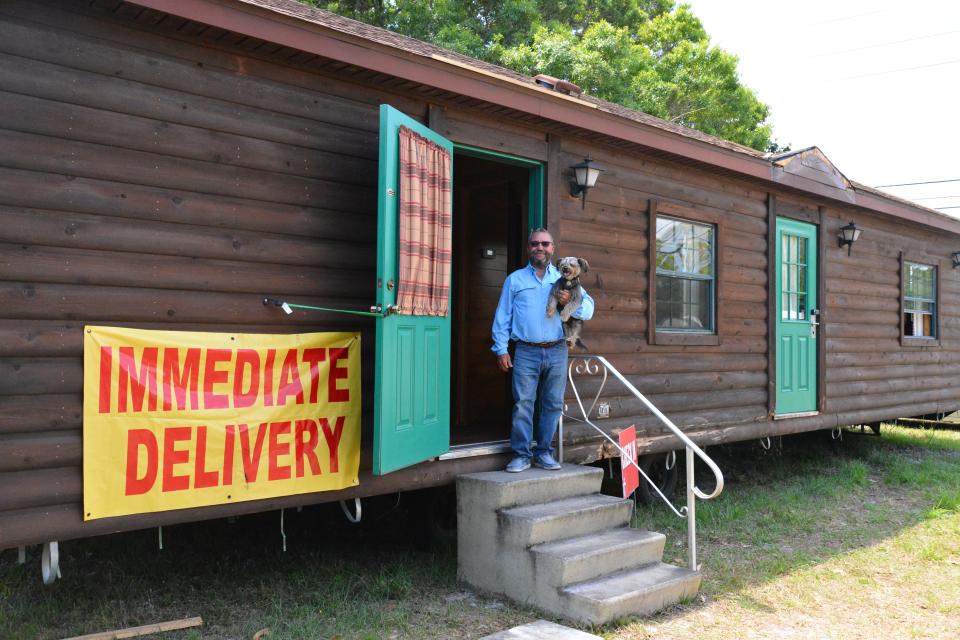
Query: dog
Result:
<box><xmin>546</xmin><ymin>256</ymin><xmax>590</xmax><ymax>349</ymax></box>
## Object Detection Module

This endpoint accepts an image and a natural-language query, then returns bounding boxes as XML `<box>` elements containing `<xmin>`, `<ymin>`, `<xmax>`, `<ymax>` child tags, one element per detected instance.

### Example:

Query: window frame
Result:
<box><xmin>647</xmin><ymin>200</ymin><xmax>723</xmax><ymax>346</ymax></box>
<box><xmin>900</xmin><ymin>252</ymin><xmax>942</xmax><ymax>347</ymax></box>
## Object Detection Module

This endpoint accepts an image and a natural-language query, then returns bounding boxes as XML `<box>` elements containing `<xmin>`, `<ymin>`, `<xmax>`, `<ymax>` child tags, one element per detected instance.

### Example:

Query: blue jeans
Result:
<box><xmin>510</xmin><ymin>343</ymin><xmax>568</xmax><ymax>459</ymax></box>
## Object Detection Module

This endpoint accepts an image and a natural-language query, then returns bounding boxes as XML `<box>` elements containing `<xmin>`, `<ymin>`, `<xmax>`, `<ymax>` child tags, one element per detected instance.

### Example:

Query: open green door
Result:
<box><xmin>373</xmin><ymin>105</ymin><xmax>453</xmax><ymax>475</ymax></box>
<box><xmin>775</xmin><ymin>217</ymin><xmax>818</xmax><ymax>415</ymax></box>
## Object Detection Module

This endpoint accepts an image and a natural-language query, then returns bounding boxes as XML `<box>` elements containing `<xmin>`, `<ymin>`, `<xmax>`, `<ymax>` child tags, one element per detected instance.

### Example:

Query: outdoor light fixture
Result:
<box><xmin>953</xmin><ymin>251</ymin><xmax>960</xmax><ymax>269</ymax></box>
<box><xmin>569</xmin><ymin>156</ymin><xmax>604</xmax><ymax>209</ymax></box>
<box><xmin>838</xmin><ymin>221</ymin><xmax>861</xmax><ymax>256</ymax></box>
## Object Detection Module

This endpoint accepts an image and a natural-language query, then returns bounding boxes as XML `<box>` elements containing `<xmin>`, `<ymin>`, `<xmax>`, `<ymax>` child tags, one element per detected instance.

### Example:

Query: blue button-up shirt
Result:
<box><xmin>491</xmin><ymin>263</ymin><xmax>595</xmax><ymax>355</ymax></box>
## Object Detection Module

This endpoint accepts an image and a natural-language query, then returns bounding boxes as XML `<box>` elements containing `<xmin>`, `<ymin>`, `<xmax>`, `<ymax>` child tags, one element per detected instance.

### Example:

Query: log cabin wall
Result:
<box><xmin>552</xmin><ymin>139</ymin><xmax>960</xmax><ymax>458</ymax></box>
<box><xmin>0</xmin><ymin>0</ymin><xmax>423</xmax><ymax>546</ymax></box>
<box><xmin>553</xmin><ymin>136</ymin><xmax>771</xmax><ymax>455</ymax></box>
<box><xmin>810</xmin><ymin>197</ymin><xmax>960</xmax><ymax>425</ymax></box>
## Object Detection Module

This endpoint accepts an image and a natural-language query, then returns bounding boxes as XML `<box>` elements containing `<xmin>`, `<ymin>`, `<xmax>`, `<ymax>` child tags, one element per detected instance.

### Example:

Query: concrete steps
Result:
<box><xmin>458</xmin><ymin>464</ymin><xmax>699</xmax><ymax>625</ymax></box>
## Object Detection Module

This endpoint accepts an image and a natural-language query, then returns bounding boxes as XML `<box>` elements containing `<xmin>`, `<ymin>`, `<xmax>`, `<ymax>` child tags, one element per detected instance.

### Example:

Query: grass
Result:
<box><xmin>0</xmin><ymin>499</ymin><xmax>536</xmax><ymax>639</ymax></box>
<box><xmin>2</xmin><ymin>425</ymin><xmax>959</xmax><ymax>639</ymax></box>
<box><xmin>611</xmin><ymin>425</ymin><xmax>960</xmax><ymax>639</ymax></box>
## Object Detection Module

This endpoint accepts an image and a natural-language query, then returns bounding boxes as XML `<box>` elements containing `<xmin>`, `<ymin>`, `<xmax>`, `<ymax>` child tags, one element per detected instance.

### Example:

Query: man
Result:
<box><xmin>491</xmin><ymin>228</ymin><xmax>594</xmax><ymax>472</ymax></box>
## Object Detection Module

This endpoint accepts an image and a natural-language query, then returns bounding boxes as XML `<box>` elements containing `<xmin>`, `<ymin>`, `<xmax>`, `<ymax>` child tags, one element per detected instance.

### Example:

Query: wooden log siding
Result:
<box><xmin>0</xmin><ymin>2</ymin><xmax>401</xmax><ymax>545</ymax></box>
<box><xmin>557</xmin><ymin>138</ymin><xmax>771</xmax><ymax>442</ymax></box>
<box><xmin>558</xmin><ymin>141</ymin><xmax>960</xmax><ymax>454</ymax></box>
<box><xmin>803</xmin><ymin>201</ymin><xmax>960</xmax><ymax>421</ymax></box>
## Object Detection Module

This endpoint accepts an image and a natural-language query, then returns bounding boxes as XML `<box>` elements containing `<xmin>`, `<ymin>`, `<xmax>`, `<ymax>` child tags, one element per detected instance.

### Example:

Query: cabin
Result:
<box><xmin>2</xmin><ymin>0</ymin><xmax>959</xmax><ymax>578</ymax></box>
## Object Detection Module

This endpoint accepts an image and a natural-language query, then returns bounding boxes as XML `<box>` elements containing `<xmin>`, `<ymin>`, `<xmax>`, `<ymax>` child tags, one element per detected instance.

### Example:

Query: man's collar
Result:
<box><xmin>527</xmin><ymin>261</ymin><xmax>558</xmax><ymax>273</ymax></box>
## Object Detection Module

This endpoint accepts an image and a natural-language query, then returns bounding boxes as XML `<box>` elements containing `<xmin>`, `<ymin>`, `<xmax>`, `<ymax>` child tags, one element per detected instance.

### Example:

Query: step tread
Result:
<box><xmin>563</xmin><ymin>563</ymin><xmax>699</xmax><ymax>603</ymax></box>
<box><xmin>501</xmin><ymin>493</ymin><xmax>629</xmax><ymax>521</ymax></box>
<box><xmin>460</xmin><ymin>464</ymin><xmax>601</xmax><ymax>488</ymax></box>
<box><xmin>531</xmin><ymin>528</ymin><xmax>665</xmax><ymax>561</ymax></box>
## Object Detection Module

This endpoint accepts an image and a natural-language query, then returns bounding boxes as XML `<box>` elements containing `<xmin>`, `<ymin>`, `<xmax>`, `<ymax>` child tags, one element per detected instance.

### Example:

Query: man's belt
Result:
<box><xmin>518</xmin><ymin>340</ymin><xmax>565</xmax><ymax>348</ymax></box>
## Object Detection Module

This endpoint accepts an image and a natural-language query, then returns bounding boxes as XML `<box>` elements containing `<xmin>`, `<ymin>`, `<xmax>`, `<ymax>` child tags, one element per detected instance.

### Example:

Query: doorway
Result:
<box><xmin>450</xmin><ymin>150</ymin><xmax>542</xmax><ymax>445</ymax></box>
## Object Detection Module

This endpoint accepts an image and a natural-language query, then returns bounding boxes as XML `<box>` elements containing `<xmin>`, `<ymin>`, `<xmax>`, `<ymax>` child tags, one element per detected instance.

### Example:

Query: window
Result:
<box><xmin>781</xmin><ymin>233</ymin><xmax>808</xmax><ymax>321</ymax></box>
<box><xmin>655</xmin><ymin>216</ymin><xmax>715</xmax><ymax>332</ymax></box>
<box><xmin>903</xmin><ymin>261</ymin><xmax>937</xmax><ymax>339</ymax></box>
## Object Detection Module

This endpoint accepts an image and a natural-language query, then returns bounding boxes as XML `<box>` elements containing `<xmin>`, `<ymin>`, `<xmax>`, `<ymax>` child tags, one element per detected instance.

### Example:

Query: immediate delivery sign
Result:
<box><xmin>83</xmin><ymin>326</ymin><xmax>361</xmax><ymax>521</ymax></box>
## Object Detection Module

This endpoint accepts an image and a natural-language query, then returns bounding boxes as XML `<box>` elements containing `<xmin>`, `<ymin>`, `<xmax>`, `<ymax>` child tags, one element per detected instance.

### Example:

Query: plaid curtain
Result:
<box><xmin>397</xmin><ymin>126</ymin><xmax>452</xmax><ymax>316</ymax></box>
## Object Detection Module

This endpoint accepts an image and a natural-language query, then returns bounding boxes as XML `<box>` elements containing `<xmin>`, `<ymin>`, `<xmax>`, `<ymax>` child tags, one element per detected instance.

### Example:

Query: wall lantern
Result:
<box><xmin>569</xmin><ymin>156</ymin><xmax>604</xmax><ymax>209</ymax></box>
<box><xmin>952</xmin><ymin>251</ymin><xmax>960</xmax><ymax>269</ymax></box>
<box><xmin>838</xmin><ymin>221</ymin><xmax>861</xmax><ymax>256</ymax></box>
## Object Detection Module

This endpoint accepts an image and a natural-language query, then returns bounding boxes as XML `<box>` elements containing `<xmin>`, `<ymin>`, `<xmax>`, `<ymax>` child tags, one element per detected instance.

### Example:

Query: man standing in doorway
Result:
<box><xmin>492</xmin><ymin>228</ymin><xmax>594</xmax><ymax>472</ymax></box>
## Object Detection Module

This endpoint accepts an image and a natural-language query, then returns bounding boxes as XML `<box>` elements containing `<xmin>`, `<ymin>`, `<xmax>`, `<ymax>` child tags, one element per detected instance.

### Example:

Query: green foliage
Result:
<box><xmin>305</xmin><ymin>0</ymin><xmax>778</xmax><ymax>150</ymax></box>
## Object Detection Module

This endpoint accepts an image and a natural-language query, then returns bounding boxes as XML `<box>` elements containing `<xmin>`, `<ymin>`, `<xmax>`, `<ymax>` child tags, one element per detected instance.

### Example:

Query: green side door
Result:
<box><xmin>775</xmin><ymin>217</ymin><xmax>818</xmax><ymax>414</ymax></box>
<box><xmin>373</xmin><ymin>104</ymin><xmax>453</xmax><ymax>475</ymax></box>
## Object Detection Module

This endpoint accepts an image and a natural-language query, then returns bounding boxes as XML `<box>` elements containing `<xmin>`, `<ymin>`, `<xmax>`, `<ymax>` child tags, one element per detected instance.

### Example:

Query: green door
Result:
<box><xmin>373</xmin><ymin>105</ymin><xmax>453</xmax><ymax>475</ymax></box>
<box><xmin>775</xmin><ymin>218</ymin><xmax>818</xmax><ymax>414</ymax></box>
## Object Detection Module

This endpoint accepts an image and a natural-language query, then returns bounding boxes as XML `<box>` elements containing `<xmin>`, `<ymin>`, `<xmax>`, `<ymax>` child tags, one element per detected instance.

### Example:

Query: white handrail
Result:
<box><xmin>562</xmin><ymin>355</ymin><xmax>725</xmax><ymax>570</ymax></box>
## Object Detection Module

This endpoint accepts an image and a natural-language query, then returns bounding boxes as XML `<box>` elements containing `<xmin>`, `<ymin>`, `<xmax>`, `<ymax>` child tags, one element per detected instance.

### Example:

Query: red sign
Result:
<box><xmin>619</xmin><ymin>425</ymin><xmax>639</xmax><ymax>498</ymax></box>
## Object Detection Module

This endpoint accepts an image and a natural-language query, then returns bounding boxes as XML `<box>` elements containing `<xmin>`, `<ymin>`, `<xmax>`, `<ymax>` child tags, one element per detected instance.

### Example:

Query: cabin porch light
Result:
<box><xmin>838</xmin><ymin>221</ymin><xmax>861</xmax><ymax>256</ymax></box>
<box><xmin>569</xmin><ymin>156</ymin><xmax>604</xmax><ymax>209</ymax></box>
<box><xmin>952</xmin><ymin>251</ymin><xmax>960</xmax><ymax>268</ymax></box>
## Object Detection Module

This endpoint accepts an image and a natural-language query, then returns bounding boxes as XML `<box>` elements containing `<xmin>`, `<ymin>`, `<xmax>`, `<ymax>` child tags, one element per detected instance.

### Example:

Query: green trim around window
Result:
<box><xmin>454</xmin><ymin>143</ymin><xmax>544</xmax><ymax>228</ymax></box>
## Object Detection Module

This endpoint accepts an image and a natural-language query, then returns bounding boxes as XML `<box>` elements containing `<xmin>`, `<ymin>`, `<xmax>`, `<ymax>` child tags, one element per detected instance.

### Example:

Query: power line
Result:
<box><xmin>935</xmin><ymin>205</ymin><xmax>960</xmax><ymax>210</ymax></box>
<box><xmin>875</xmin><ymin>178</ymin><xmax>960</xmax><ymax>188</ymax></box>
<box><xmin>833</xmin><ymin>57</ymin><xmax>960</xmax><ymax>82</ymax></box>
<box><xmin>792</xmin><ymin>30</ymin><xmax>960</xmax><ymax>62</ymax></box>
<box><xmin>913</xmin><ymin>194</ymin><xmax>960</xmax><ymax>201</ymax></box>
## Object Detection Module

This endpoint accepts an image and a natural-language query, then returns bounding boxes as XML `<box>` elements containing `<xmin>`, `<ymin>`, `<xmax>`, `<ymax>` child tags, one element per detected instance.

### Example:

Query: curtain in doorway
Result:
<box><xmin>397</xmin><ymin>126</ymin><xmax>452</xmax><ymax>316</ymax></box>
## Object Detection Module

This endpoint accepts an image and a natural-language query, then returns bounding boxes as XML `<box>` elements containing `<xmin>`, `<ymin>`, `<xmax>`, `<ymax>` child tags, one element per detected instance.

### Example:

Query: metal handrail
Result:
<box><xmin>560</xmin><ymin>355</ymin><xmax>725</xmax><ymax>570</ymax></box>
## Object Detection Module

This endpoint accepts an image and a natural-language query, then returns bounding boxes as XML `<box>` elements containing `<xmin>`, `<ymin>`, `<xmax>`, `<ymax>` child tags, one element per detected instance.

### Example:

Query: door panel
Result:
<box><xmin>373</xmin><ymin>104</ymin><xmax>453</xmax><ymax>474</ymax></box>
<box><xmin>775</xmin><ymin>218</ymin><xmax>818</xmax><ymax>414</ymax></box>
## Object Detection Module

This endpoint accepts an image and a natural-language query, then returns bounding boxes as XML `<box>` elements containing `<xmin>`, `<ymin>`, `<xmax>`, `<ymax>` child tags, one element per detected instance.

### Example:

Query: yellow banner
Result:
<box><xmin>83</xmin><ymin>326</ymin><xmax>361</xmax><ymax>521</ymax></box>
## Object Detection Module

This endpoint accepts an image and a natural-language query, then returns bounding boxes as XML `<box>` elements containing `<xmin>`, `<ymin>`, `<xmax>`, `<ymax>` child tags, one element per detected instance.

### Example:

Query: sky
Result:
<box><xmin>683</xmin><ymin>0</ymin><xmax>960</xmax><ymax>217</ymax></box>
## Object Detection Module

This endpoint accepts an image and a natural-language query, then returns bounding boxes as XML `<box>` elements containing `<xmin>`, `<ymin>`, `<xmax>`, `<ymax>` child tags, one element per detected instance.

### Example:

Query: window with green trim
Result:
<box><xmin>903</xmin><ymin>261</ymin><xmax>937</xmax><ymax>338</ymax></box>
<box><xmin>655</xmin><ymin>216</ymin><xmax>715</xmax><ymax>332</ymax></box>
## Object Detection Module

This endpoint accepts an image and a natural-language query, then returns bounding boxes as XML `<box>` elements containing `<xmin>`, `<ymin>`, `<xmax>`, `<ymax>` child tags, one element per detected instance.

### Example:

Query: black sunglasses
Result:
<box><xmin>528</xmin><ymin>240</ymin><xmax>553</xmax><ymax>247</ymax></box>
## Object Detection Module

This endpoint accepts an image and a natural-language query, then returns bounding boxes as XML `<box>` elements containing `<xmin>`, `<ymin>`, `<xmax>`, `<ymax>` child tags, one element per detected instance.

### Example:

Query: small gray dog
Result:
<box><xmin>546</xmin><ymin>256</ymin><xmax>590</xmax><ymax>349</ymax></box>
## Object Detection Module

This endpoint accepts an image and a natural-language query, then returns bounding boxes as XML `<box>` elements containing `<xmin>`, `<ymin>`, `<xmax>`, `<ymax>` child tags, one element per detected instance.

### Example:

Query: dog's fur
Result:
<box><xmin>546</xmin><ymin>256</ymin><xmax>590</xmax><ymax>349</ymax></box>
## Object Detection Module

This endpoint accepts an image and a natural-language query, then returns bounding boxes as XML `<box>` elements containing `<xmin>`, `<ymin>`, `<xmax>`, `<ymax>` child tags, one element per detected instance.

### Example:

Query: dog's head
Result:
<box><xmin>557</xmin><ymin>256</ymin><xmax>589</xmax><ymax>280</ymax></box>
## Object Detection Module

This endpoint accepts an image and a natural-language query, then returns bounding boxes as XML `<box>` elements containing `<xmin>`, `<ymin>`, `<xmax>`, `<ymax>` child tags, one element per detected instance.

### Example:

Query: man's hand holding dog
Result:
<box><xmin>557</xmin><ymin>289</ymin><xmax>572</xmax><ymax>306</ymax></box>
<box><xmin>497</xmin><ymin>353</ymin><xmax>513</xmax><ymax>372</ymax></box>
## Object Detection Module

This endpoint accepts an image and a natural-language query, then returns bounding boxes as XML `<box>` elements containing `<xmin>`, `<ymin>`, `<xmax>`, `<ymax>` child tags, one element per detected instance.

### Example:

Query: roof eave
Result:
<box><xmin>125</xmin><ymin>0</ymin><xmax>960</xmax><ymax>236</ymax></box>
<box><xmin>125</xmin><ymin>0</ymin><xmax>771</xmax><ymax>179</ymax></box>
<box><xmin>774</xmin><ymin>170</ymin><xmax>960</xmax><ymax>235</ymax></box>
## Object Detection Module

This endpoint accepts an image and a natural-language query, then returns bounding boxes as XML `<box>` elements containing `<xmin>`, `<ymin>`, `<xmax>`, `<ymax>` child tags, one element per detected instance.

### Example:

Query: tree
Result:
<box><xmin>307</xmin><ymin>0</ymin><xmax>779</xmax><ymax>151</ymax></box>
